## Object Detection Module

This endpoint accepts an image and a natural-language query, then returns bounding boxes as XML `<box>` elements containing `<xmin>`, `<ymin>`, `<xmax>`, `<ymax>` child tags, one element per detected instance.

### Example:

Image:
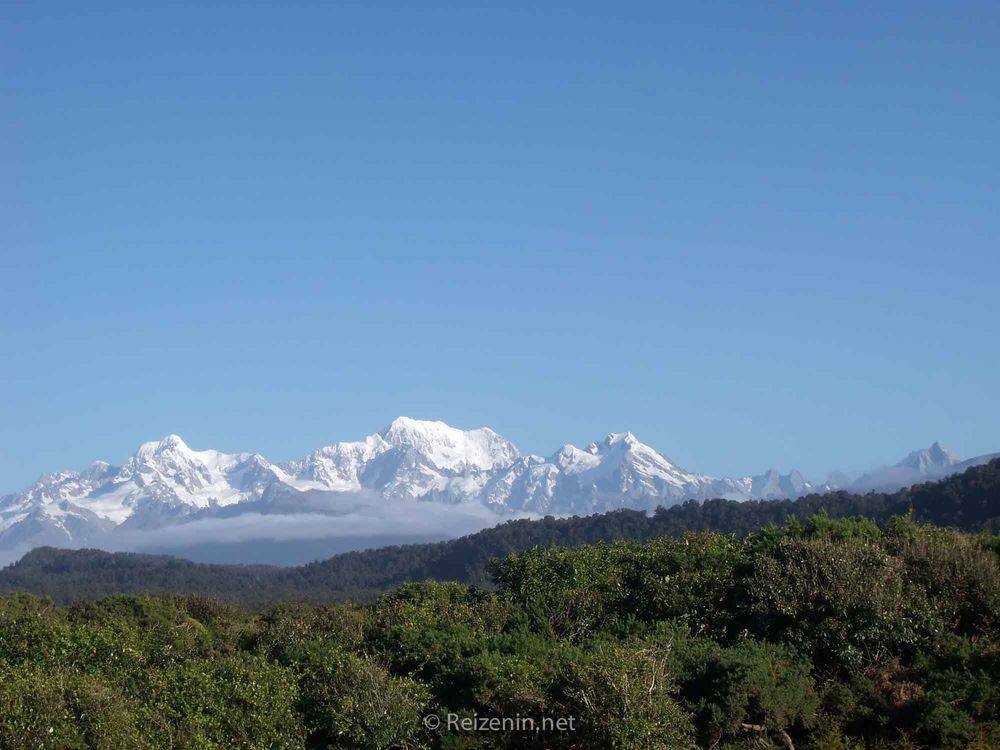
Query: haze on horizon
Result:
<box><xmin>2</xmin><ymin>3</ymin><xmax>998</xmax><ymax>491</ymax></box>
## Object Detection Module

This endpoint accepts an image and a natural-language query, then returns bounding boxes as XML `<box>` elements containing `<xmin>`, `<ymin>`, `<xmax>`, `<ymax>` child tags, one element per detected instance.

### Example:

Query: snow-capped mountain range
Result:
<box><xmin>0</xmin><ymin>417</ymin><xmax>993</xmax><ymax>555</ymax></box>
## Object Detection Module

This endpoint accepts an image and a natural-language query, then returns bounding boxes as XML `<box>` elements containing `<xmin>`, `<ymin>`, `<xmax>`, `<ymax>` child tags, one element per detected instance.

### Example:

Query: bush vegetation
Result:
<box><xmin>1</xmin><ymin>515</ymin><xmax>998</xmax><ymax>748</ymax></box>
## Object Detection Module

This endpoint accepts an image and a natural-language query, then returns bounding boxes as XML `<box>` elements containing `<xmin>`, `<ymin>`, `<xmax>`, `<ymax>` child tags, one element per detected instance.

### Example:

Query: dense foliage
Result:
<box><xmin>3</xmin><ymin>459</ymin><xmax>999</xmax><ymax>606</ymax></box>
<box><xmin>1</xmin><ymin>516</ymin><xmax>998</xmax><ymax>748</ymax></box>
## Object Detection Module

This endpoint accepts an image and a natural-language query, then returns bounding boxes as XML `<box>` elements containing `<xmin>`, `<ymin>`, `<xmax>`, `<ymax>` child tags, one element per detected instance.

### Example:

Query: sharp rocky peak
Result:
<box><xmin>899</xmin><ymin>441</ymin><xmax>961</xmax><ymax>470</ymax></box>
<box><xmin>605</xmin><ymin>431</ymin><xmax>640</xmax><ymax>447</ymax></box>
<box><xmin>135</xmin><ymin>434</ymin><xmax>192</xmax><ymax>459</ymax></box>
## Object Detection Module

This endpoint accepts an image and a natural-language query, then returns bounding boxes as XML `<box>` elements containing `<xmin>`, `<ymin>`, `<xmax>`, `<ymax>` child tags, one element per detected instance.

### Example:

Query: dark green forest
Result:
<box><xmin>4</xmin><ymin>459</ymin><xmax>999</xmax><ymax>607</ymax></box>
<box><xmin>2</xmin><ymin>514</ymin><xmax>999</xmax><ymax>748</ymax></box>
<box><xmin>1</xmin><ymin>461</ymin><xmax>998</xmax><ymax>748</ymax></box>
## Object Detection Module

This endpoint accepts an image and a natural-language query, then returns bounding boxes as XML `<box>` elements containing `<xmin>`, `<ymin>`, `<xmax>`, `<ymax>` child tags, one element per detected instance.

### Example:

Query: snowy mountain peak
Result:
<box><xmin>599</xmin><ymin>432</ymin><xmax>683</xmax><ymax>471</ymax></box>
<box><xmin>136</xmin><ymin>434</ymin><xmax>192</xmax><ymax>459</ymax></box>
<box><xmin>553</xmin><ymin>444</ymin><xmax>601</xmax><ymax>471</ymax></box>
<box><xmin>382</xmin><ymin>415</ymin><xmax>434</xmax><ymax>433</ymax></box>
<box><xmin>378</xmin><ymin>417</ymin><xmax>520</xmax><ymax>471</ymax></box>
<box><xmin>33</xmin><ymin>470</ymin><xmax>79</xmax><ymax>489</ymax></box>
<box><xmin>380</xmin><ymin>417</ymin><xmax>460</xmax><ymax>447</ymax></box>
<box><xmin>899</xmin><ymin>442</ymin><xmax>961</xmax><ymax>471</ymax></box>
<box><xmin>80</xmin><ymin>461</ymin><xmax>115</xmax><ymax>483</ymax></box>
<box><xmin>851</xmin><ymin>441</ymin><xmax>964</xmax><ymax>492</ymax></box>
<box><xmin>749</xmin><ymin>467</ymin><xmax>812</xmax><ymax>499</ymax></box>
<box><xmin>787</xmin><ymin>469</ymin><xmax>807</xmax><ymax>484</ymax></box>
<box><xmin>605</xmin><ymin>431</ymin><xmax>640</xmax><ymax>447</ymax></box>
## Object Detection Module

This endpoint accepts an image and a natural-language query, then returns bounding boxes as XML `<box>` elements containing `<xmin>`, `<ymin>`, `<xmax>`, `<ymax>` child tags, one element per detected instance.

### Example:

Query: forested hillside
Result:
<box><xmin>1</xmin><ymin>516</ymin><xmax>998</xmax><ymax>748</ymax></box>
<box><xmin>2</xmin><ymin>458</ymin><xmax>998</xmax><ymax>606</ymax></box>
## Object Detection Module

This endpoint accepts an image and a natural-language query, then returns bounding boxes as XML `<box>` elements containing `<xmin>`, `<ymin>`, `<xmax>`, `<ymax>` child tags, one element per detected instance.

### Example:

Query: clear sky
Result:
<box><xmin>2</xmin><ymin>2</ymin><xmax>998</xmax><ymax>492</ymax></box>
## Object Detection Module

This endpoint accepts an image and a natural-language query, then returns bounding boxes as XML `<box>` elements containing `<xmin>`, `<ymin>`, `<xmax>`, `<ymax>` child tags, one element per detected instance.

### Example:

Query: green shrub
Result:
<box><xmin>672</xmin><ymin>637</ymin><xmax>818</xmax><ymax>748</ymax></box>
<box><xmin>0</xmin><ymin>665</ymin><xmax>159</xmax><ymax>749</ymax></box>
<box><xmin>288</xmin><ymin>640</ymin><xmax>429</xmax><ymax>749</ymax></box>
<box><xmin>0</xmin><ymin>594</ymin><xmax>72</xmax><ymax>667</ymax></box>
<box><xmin>248</xmin><ymin>602</ymin><xmax>368</xmax><ymax>663</ymax></box>
<box><xmin>367</xmin><ymin>582</ymin><xmax>506</xmax><ymax>677</ymax></box>
<box><xmin>551</xmin><ymin>642</ymin><xmax>694</xmax><ymax>749</ymax></box>
<box><xmin>492</xmin><ymin>535</ymin><xmax>746</xmax><ymax>640</ymax></box>
<box><xmin>893</xmin><ymin>526</ymin><xmax>1000</xmax><ymax>638</ymax></box>
<box><xmin>743</xmin><ymin>536</ymin><xmax>917</xmax><ymax>673</ymax></box>
<box><xmin>150</xmin><ymin>654</ymin><xmax>304</xmax><ymax>749</ymax></box>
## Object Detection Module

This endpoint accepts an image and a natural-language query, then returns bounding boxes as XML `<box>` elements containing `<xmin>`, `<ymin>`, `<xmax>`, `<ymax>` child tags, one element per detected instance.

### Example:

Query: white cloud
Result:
<box><xmin>2</xmin><ymin>494</ymin><xmax>537</xmax><ymax>568</ymax></box>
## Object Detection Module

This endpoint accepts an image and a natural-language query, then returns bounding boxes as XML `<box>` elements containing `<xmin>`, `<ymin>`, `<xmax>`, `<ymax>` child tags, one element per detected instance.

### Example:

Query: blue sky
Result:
<box><xmin>2</xmin><ymin>2</ymin><xmax>998</xmax><ymax>491</ymax></box>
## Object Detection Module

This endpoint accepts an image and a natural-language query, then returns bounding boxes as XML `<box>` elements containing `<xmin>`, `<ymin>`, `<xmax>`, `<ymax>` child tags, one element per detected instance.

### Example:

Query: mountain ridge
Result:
<box><xmin>1</xmin><ymin>417</ymin><xmax>993</xmax><ymax>559</ymax></box>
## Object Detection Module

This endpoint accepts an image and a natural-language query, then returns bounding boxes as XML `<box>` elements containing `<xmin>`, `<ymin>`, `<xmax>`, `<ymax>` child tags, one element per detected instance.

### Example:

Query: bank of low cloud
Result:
<box><xmin>1</xmin><ymin>495</ymin><xmax>534</xmax><ymax>567</ymax></box>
